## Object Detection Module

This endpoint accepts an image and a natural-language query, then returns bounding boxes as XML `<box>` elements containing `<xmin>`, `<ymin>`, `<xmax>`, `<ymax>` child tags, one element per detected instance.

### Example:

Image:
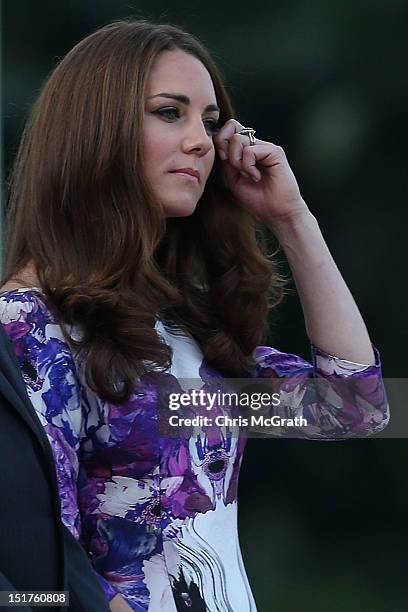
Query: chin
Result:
<box><xmin>163</xmin><ymin>201</ymin><xmax>198</xmax><ymax>218</ymax></box>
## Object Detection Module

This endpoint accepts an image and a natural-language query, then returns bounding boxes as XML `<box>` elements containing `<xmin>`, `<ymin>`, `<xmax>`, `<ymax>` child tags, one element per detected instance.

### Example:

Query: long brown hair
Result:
<box><xmin>4</xmin><ymin>18</ymin><xmax>285</xmax><ymax>402</ymax></box>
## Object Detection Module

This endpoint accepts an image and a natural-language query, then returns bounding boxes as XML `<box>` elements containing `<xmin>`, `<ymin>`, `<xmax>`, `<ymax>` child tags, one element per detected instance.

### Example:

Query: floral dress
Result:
<box><xmin>0</xmin><ymin>289</ymin><xmax>389</xmax><ymax>611</ymax></box>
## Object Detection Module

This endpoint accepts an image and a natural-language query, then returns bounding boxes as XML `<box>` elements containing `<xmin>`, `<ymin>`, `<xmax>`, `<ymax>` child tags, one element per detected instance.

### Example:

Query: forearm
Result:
<box><xmin>267</xmin><ymin>206</ymin><xmax>375</xmax><ymax>365</ymax></box>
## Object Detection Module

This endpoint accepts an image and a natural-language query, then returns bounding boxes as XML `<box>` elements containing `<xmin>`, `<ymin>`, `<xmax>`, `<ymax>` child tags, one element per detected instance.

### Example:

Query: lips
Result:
<box><xmin>170</xmin><ymin>168</ymin><xmax>200</xmax><ymax>181</ymax></box>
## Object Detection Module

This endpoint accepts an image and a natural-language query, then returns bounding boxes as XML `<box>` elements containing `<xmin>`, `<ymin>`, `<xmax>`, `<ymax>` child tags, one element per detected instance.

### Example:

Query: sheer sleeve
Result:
<box><xmin>249</xmin><ymin>342</ymin><xmax>389</xmax><ymax>439</ymax></box>
<box><xmin>0</xmin><ymin>290</ymin><xmax>119</xmax><ymax>601</ymax></box>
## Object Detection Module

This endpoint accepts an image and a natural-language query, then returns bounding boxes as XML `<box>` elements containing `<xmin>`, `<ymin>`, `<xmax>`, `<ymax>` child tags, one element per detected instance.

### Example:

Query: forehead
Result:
<box><xmin>147</xmin><ymin>49</ymin><xmax>216</xmax><ymax>100</ymax></box>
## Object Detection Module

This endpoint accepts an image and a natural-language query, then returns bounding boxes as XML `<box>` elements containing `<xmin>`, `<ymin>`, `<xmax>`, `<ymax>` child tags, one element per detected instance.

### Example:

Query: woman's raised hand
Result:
<box><xmin>213</xmin><ymin>118</ymin><xmax>309</xmax><ymax>226</ymax></box>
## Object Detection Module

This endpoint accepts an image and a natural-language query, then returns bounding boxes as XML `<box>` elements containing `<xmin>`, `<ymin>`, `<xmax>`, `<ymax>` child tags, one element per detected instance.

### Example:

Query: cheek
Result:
<box><xmin>204</xmin><ymin>147</ymin><xmax>216</xmax><ymax>178</ymax></box>
<box><xmin>142</xmin><ymin>137</ymin><xmax>164</xmax><ymax>166</ymax></box>
<box><xmin>142</xmin><ymin>124</ymin><xmax>174</xmax><ymax>168</ymax></box>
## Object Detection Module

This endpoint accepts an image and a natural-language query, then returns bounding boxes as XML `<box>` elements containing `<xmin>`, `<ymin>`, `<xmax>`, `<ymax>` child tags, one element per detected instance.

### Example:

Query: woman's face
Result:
<box><xmin>143</xmin><ymin>49</ymin><xmax>220</xmax><ymax>217</ymax></box>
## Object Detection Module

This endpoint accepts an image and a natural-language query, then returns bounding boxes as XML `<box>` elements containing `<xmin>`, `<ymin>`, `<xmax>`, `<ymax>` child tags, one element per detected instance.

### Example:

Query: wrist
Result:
<box><xmin>263</xmin><ymin>203</ymin><xmax>317</xmax><ymax>241</ymax></box>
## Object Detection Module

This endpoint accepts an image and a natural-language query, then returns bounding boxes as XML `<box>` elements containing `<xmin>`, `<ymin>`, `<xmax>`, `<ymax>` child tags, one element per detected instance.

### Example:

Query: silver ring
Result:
<box><xmin>238</xmin><ymin>127</ymin><xmax>256</xmax><ymax>146</ymax></box>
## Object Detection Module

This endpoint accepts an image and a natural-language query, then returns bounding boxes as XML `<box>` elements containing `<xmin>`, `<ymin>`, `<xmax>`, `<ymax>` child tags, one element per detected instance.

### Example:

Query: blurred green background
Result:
<box><xmin>2</xmin><ymin>1</ymin><xmax>408</xmax><ymax>610</ymax></box>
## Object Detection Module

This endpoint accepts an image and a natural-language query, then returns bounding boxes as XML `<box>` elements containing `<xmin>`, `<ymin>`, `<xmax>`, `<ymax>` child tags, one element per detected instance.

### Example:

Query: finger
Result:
<box><xmin>227</xmin><ymin>134</ymin><xmax>246</xmax><ymax>169</ymax></box>
<box><xmin>226</xmin><ymin>133</ymin><xmax>263</xmax><ymax>175</ymax></box>
<box><xmin>213</xmin><ymin>118</ymin><xmax>245</xmax><ymax>159</ymax></box>
<box><xmin>242</xmin><ymin>142</ymin><xmax>286</xmax><ymax>172</ymax></box>
<box><xmin>242</xmin><ymin>145</ymin><xmax>262</xmax><ymax>181</ymax></box>
<box><xmin>237</xmin><ymin>141</ymin><xmax>282</xmax><ymax>180</ymax></box>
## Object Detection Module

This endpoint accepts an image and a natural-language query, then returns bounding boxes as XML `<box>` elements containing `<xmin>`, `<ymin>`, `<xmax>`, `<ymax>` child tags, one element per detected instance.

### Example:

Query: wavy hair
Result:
<box><xmin>3</xmin><ymin>18</ymin><xmax>286</xmax><ymax>402</ymax></box>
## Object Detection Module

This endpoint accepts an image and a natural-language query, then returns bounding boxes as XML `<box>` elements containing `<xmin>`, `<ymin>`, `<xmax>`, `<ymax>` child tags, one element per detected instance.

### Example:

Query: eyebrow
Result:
<box><xmin>147</xmin><ymin>92</ymin><xmax>220</xmax><ymax>113</ymax></box>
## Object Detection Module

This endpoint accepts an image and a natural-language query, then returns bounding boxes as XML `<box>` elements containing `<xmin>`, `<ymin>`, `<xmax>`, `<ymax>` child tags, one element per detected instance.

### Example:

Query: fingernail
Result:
<box><xmin>218</xmin><ymin>150</ymin><xmax>227</xmax><ymax>160</ymax></box>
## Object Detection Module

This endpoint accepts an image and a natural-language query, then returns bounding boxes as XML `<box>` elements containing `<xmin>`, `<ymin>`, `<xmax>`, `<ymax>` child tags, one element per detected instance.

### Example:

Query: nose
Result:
<box><xmin>181</xmin><ymin>118</ymin><xmax>214</xmax><ymax>157</ymax></box>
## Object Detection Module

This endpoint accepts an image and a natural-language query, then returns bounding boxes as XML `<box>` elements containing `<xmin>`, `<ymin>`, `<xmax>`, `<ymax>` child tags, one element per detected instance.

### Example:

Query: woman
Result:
<box><xmin>0</xmin><ymin>18</ymin><xmax>388</xmax><ymax>612</ymax></box>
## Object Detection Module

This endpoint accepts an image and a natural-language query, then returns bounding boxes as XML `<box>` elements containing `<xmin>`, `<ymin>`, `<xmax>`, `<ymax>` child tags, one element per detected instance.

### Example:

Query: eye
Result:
<box><xmin>204</xmin><ymin>119</ymin><xmax>221</xmax><ymax>135</ymax></box>
<box><xmin>153</xmin><ymin>107</ymin><xmax>220</xmax><ymax>135</ymax></box>
<box><xmin>154</xmin><ymin>107</ymin><xmax>180</xmax><ymax>121</ymax></box>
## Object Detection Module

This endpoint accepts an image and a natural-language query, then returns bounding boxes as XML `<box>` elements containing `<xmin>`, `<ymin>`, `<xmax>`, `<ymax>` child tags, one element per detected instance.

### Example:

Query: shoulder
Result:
<box><xmin>0</xmin><ymin>287</ymin><xmax>55</xmax><ymax>335</ymax></box>
<box><xmin>0</xmin><ymin>288</ymin><xmax>78</xmax><ymax>387</ymax></box>
<box><xmin>0</xmin><ymin>288</ymin><xmax>86</xmax><ymax>437</ymax></box>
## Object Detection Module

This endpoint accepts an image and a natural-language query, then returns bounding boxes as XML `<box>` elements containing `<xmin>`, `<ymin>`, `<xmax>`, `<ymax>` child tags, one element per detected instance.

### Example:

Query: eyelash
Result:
<box><xmin>153</xmin><ymin>107</ymin><xmax>220</xmax><ymax>134</ymax></box>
